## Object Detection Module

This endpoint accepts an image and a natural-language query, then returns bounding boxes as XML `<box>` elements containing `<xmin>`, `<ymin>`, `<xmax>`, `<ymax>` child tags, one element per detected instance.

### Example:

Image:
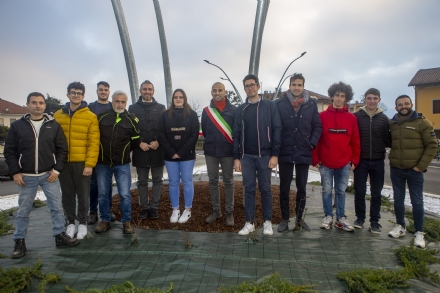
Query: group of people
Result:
<box><xmin>4</xmin><ymin>73</ymin><xmax>438</xmax><ymax>259</ymax></box>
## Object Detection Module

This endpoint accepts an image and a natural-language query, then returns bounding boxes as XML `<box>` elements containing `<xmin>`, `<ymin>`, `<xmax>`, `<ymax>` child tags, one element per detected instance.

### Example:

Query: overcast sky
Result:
<box><xmin>1</xmin><ymin>0</ymin><xmax>439</xmax><ymax>116</ymax></box>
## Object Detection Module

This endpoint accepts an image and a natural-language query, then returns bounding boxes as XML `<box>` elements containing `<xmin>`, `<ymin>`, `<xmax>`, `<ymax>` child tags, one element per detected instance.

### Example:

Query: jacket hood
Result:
<box><xmin>359</xmin><ymin>106</ymin><xmax>383</xmax><ymax>116</ymax></box>
<box><xmin>136</xmin><ymin>96</ymin><xmax>158</xmax><ymax>107</ymax></box>
<box><xmin>391</xmin><ymin>110</ymin><xmax>420</xmax><ymax>122</ymax></box>
<box><xmin>22</xmin><ymin>113</ymin><xmax>54</xmax><ymax>122</ymax></box>
<box><xmin>327</xmin><ymin>104</ymin><xmax>348</xmax><ymax>112</ymax></box>
<box><xmin>62</xmin><ymin>101</ymin><xmax>89</xmax><ymax>114</ymax></box>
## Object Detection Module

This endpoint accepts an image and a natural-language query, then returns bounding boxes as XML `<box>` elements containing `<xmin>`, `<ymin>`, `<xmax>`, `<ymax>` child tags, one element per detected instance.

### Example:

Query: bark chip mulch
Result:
<box><xmin>112</xmin><ymin>181</ymin><xmax>296</xmax><ymax>233</ymax></box>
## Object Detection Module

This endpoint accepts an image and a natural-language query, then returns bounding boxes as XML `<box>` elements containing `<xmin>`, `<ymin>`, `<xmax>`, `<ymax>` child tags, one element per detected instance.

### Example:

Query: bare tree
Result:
<box><xmin>189</xmin><ymin>99</ymin><xmax>203</xmax><ymax>119</ymax></box>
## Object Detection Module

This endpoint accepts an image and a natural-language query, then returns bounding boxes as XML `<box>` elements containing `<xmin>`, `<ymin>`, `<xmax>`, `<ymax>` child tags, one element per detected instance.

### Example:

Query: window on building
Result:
<box><xmin>434</xmin><ymin>100</ymin><xmax>440</xmax><ymax>114</ymax></box>
<box><xmin>10</xmin><ymin>118</ymin><xmax>16</xmax><ymax>123</ymax></box>
<box><xmin>435</xmin><ymin>129</ymin><xmax>440</xmax><ymax>139</ymax></box>
<box><xmin>0</xmin><ymin>118</ymin><xmax>4</xmax><ymax>126</ymax></box>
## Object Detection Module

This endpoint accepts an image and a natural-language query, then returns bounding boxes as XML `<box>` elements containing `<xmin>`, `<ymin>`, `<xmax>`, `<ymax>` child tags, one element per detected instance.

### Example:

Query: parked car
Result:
<box><xmin>0</xmin><ymin>145</ymin><xmax>10</xmax><ymax>177</ymax></box>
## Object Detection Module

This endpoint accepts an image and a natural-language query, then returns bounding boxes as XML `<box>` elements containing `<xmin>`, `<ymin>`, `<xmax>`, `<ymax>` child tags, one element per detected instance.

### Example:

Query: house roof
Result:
<box><xmin>408</xmin><ymin>67</ymin><xmax>440</xmax><ymax>86</ymax></box>
<box><xmin>307</xmin><ymin>89</ymin><xmax>330</xmax><ymax>100</ymax></box>
<box><xmin>0</xmin><ymin>98</ymin><xmax>28</xmax><ymax>115</ymax></box>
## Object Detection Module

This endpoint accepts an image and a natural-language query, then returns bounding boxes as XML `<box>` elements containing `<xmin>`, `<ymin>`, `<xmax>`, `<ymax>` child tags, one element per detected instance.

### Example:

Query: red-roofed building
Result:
<box><xmin>0</xmin><ymin>98</ymin><xmax>28</xmax><ymax>127</ymax></box>
<box><xmin>408</xmin><ymin>67</ymin><xmax>440</xmax><ymax>138</ymax></box>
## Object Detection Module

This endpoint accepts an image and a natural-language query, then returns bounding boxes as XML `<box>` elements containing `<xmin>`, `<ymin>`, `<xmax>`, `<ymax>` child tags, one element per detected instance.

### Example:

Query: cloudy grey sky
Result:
<box><xmin>1</xmin><ymin>0</ymin><xmax>439</xmax><ymax>116</ymax></box>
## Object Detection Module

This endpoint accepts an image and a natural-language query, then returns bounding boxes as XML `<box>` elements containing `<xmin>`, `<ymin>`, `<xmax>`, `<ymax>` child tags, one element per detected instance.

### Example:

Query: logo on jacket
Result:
<box><xmin>328</xmin><ymin>128</ymin><xmax>347</xmax><ymax>134</ymax></box>
<box><xmin>171</xmin><ymin>127</ymin><xmax>186</xmax><ymax>131</ymax></box>
<box><xmin>174</xmin><ymin>135</ymin><xmax>181</xmax><ymax>140</ymax></box>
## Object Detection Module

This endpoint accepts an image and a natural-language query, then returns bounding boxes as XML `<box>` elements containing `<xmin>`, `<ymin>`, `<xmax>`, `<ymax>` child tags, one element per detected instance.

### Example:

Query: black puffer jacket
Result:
<box><xmin>4</xmin><ymin>114</ymin><xmax>68</xmax><ymax>175</ymax></box>
<box><xmin>157</xmin><ymin>108</ymin><xmax>199</xmax><ymax>161</ymax></box>
<box><xmin>354</xmin><ymin>107</ymin><xmax>391</xmax><ymax>160</ymax></box>
<box><xmin>128</xmin><ymin>97</ymin><xmax>166</xmax><ymax>168</ymax></box>
<box><xmin>201</xmin><ymin>99</ymin><xmax>236</xmax><ymax>157</ymax></box>
<box><xmin>275</xmin><ymin>91</ymin><xmax>322</xmax><ymax>165</ymax></box>
<box><xmin>97</xmin><ymin>109</ymin><xmax>140</xmax><ymax>166</ymax></box>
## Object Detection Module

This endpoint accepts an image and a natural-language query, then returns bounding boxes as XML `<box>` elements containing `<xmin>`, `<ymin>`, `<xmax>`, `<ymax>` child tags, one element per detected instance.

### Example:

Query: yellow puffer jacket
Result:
<box><xmin>53</xmin><ymin>103</ymin><xmax>100</xmax><ymax>167</ymax></box>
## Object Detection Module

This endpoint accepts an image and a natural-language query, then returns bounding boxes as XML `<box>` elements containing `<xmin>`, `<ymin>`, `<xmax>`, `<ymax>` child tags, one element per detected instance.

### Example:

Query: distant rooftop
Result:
<box><xmin>408</xmin><ymin>67</ymin><xmax>440</xmax><ymax>86</ymax></box>
<box><xmin>307</xmin><ymin>89</ymin><xmax>330</xmax><ymax>100</ymax></box>
<box><xmin>0</xmin><ymin>98</ymin><xmax>28</xmax><ymax>115</ymax></box>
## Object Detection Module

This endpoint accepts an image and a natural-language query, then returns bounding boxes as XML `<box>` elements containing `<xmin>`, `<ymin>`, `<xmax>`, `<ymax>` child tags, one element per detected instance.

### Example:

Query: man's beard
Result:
<box><xmin>114</xmin><ymin>109</ymin><xmax>125</xmax><ymax>113</ymax></box>
<box><xmin>398</xmin><ymin>108</ymin><xmax>412</xmax><ymax>116</ymax></box>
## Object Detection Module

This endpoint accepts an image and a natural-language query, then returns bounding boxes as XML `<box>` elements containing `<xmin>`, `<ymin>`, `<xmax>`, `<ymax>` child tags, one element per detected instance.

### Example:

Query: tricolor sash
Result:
<box><xmin>204</xmin><ymin>106</ymin><xmax>233</xmax><ymax>144</ymax></box>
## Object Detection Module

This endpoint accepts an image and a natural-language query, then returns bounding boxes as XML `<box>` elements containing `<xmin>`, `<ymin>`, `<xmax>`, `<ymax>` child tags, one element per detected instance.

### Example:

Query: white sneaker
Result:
<box><xmin>170</xmin><ymin>209</ymin><xmax>180</xmax><ymax>223</ymax></box>
<box><xmin>388</xmin><ymin>224</ymin><xmax>406</xmax><ymax>238</ymax></box>
<box><xmin>178</xmin><ymin>209</ymin><xmax>192</xmax><ymax>223</ymax></box>
<box><xmin>414</xmin><ymin>231</ymin><xmax>426</xmax><ymax>248</ymax></box>
<box><xmin>66</xmin><ymin>224</ymin><xmax>77</xmax><ymax>238</ymax></box>
<box><xmin>336</xmin><ymin>217</ymin><xmax>354</xmax><ymax>232</ymax></box>
<box><xmin>320</xmin><ymin>216</ymin><xmax>333</xmax><ymax>229</ymax></box>
<box><xmin>263</xmin><ymin>221</ymin><xmax>273</xmax><ymax>235</ymax></box>
<box><xmin>238</xmin><ymin>222</ymin><xmax>255</xmax><ymax>235</ymax></box>
<box><xmin>76</xmin><ymin>224</ymin><xmax>87</xmax><ymax>240</ymax></box>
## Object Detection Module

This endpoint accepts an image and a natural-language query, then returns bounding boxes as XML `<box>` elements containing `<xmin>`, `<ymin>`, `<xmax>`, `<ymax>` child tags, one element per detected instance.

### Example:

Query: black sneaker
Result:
<box><xmin>353</xmin><ymin>218</ymin><xmax>364</xmax><ymax>229</ymax></box>
<box><xmin>139</xmin><ymin>209</ymin><xmax>149</xmax><ymax>220</ymax></box>
<box><xmin>149</xmin><ymin>208</ymin><xmax>159</xmax><ymax>220</ymax></box>
<box><xmin>277</xmin><ymin>220</ymin><xmax>289</xmax><ymax>232</ymax></box>
<box><xmin>12</xmin><ymin>239</ymin><xmax>26</xmax><ymax>259</ymax></box>
<box><xmin>55</xmin><ymin>232</ymin><xmax>80</xmax><ymax>247</ymax></box>
<box><xmin>87</xmin><ymin>212</ymin><xmax>98</xmax><ymax>225</ymax></box>
<box><xmin>369</xmin><ymin>222</ymin><xmax>382</xmax><ymax>234</ymax></box>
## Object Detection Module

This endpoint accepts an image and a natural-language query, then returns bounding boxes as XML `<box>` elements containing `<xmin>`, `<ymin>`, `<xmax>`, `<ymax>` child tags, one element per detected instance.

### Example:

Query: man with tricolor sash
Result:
<box><xmin>201</xmin><ymin>82</ymin><xmax>236</xmax><ymax>226</ymax></box>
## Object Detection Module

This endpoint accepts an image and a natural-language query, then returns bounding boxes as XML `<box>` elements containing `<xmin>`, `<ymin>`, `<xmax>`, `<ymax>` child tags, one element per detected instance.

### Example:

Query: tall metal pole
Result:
<box><xmin>152</xmin><ymin>0</ymin><xmax>173</xmax><ymax>107</ymax></box>
<box><xmin>248</xmin><ymin>0</ymin><xmax>270</xmax><ymax>76</ymax></box>
<box><xmin>111</xmin><ymin>0</ymin><xmax>139</xmax><ymax>103</ymax></box>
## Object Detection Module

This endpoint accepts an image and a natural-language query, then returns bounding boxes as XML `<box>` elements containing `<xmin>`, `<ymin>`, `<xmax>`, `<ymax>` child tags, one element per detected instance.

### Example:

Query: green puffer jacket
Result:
<box><xmin>389</xmin><ymin>111</ymin><xmax>437</xmax><ymax>171</ymax></box>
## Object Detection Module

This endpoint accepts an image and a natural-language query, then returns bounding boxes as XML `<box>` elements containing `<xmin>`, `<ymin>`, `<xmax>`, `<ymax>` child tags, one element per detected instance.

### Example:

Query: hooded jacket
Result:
<box><xmin>4</xmin><ymin>113</ymin><xmax>68</xmax><ymax>176</ymax></box>
<box><xmin>354</xmin><ymin>106</ymin><xmax>391</xmax><ymax>160</ymax></box>
<box><xmin>312</xmin><ymin>104</ymin><xmax>360</xmax><ymax>169</ymax></box>
<box><xmin>201</xmin><ymin>98</ymin><xmax>236</xmax><ymax>157</ymax></box>
<box><xmin>275</xmin><ymin>90</ymin><xmax>322</xmax><ymax>165</ymax></box>
<box><xmin>53</xmin><ymin>101</ymin><xmax>100</xmax><ymax>167</ymax></box>
<box><xmin>389</xmin><ymin>110</ymin><xmax>437</xmax><ymax>171</ymax></box>
<box><xmin>128</xmin><ymin>97</ymin><xmax>166</xmax><ymax>168</ymax></box>
<box><xmin>97</xmin><ymin>109</ymin><xmax>140</xmax><ymax>166</ymax></box>
<box><xmin>157</xmin><ymin>108</ymin><xmax>199</xmax><ymax>161</ymax></box>
<box><xmin>232</xmin><ymin>96</ymin><xmax>282</xmax><ymax>159</ymax></box>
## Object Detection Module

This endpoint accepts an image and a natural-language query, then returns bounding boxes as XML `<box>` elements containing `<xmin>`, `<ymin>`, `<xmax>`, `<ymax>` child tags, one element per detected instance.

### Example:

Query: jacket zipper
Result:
<box><xmin>369</xmin><ymin>115</ymin><xmax>372</xmax><ymax>160</ymax></box>
<box><xmin>240</xmin><ymin>103</ymin><xmax>250</xmax><ymax>158</ymax></box>
<box><xmin>257</xmin><ymin>101</ymin><xmax>261</xmax><ymax>157</ymax></box>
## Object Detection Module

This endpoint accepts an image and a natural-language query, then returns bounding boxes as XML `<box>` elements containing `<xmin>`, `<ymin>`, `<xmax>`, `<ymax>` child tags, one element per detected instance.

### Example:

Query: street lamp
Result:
<box><xmin>203</xmin><ymin>60</ymin><xmax>243</xmax><ymax>104</ymax></box>
<box><xmin>272</xmin><ymin>52</ymin><xmax>307</xmax><ymax>100</ymax></box>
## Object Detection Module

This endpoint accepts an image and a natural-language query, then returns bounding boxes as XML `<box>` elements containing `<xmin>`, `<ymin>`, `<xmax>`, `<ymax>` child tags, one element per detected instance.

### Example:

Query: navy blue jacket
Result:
<box><xmin>232</xmin><ymin>96</ymin><xmax>282</xmax><ymax>159</ymax></box>
<box><xmin>201</xmin><ymin>99</ymin><xmax>236</xmax><ymax>157</ymax></box>
<box><xmin>275</xmin><ymin>91</ymin><xmax>322</xmax><ymax>165</ymax></box>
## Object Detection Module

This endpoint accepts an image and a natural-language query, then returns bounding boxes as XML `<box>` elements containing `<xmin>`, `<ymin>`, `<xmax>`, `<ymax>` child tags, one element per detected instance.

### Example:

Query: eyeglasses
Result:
<box><xmin>69</xmin><ymin>91</ymin><xmax>83</xmax><ymax>96</ymax></box>
<box><xmin>244</xmin><ymin>83</ymin><xmax>258</xmax><ymax>89</ymax></box>
<box><xmin>397</xmin><ymin>102</ymin><xmax>411</xmax><ymax>107</ymax></box>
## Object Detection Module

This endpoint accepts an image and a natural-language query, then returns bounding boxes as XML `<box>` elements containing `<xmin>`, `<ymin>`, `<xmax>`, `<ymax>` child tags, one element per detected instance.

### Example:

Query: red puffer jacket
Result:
<box><xmin>312</xmin><ymin>104</ymin><xmax>360</xmax><ymax>169</ymax></box>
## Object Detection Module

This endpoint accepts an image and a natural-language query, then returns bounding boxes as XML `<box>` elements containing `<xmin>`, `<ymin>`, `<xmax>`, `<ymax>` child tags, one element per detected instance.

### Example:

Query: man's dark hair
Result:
<box><xmin>67</xmin><ymin>81</ymin><xmax>85</xmax><ymax>94</ymax></box>
<box><xmin>140</xmin><ymin>80</ymin><xmax>155</xmax><ymax>90</ymax></box>
<box><xmin>364</xmin><ymin>88</ymin><xmax>380</xmax><ymax>98</ymax></box>
<box><xmin>289</xmin><ymin>73</ymin><xmax>305</xmax><ymax>85</ymax></box>
<box><xmin>395</xmin><ymin>94</ymin><xmax>413</xmax><ymax>106</ymax></box>
<box><xmin>328</xmin><ymin>81</ymin><xmax>354</xmax><ymax>102</ymax></box>
<box><xmin>26</xmin><ymin>92</ymin><xmax>45</xmax><ymax>103</ymax></box>
<box><xmin>97</xmin><ymin>81</ymin><xmax>110</xmax><ymax>88</ymax></box>
<box><xmin>242</xmin><ymin>74</ymin><xmax>259</xmax><ymax>86</ymax></box>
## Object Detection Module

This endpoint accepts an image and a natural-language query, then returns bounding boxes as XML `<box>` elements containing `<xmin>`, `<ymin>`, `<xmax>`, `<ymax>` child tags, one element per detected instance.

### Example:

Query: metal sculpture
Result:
<box><xmin>111</xmin><ymin>0</ymin><xmax>140</xmax><ymax>103</ymax></box>
<box><xmin>248</xmin><ymin>0</ymin><xmax>270</xmax><ymax>76</ymax></box>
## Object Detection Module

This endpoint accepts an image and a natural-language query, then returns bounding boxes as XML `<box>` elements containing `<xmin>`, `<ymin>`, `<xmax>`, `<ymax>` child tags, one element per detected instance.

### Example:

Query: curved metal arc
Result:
<box><xmin>272</xmin><ymin>52</ymin><xmax>306</xmax><ymax>101</ymax></box>
<box><xmin>111</xmin><ymin>0</ymin><xmax>140</xmax><ymax>104</ymax></box>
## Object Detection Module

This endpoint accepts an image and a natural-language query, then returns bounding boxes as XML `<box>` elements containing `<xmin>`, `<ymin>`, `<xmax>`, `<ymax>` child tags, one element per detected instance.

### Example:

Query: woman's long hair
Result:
<box><xmin>167</xmin><ymin>88</ymin><xmax>192</xmax><ymax>118</ymax></box>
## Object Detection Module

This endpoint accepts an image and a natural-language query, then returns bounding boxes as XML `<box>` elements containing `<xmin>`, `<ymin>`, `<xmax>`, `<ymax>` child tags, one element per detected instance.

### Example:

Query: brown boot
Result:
<box><xmin>95</xmin><ymin>221</ymin><xmax>111</xmax><ymax>233</ymax></box>
<box><xmin>123</xmin><ymin>222</ymin><xmax>134</xmax><ymax>234</ymax></box>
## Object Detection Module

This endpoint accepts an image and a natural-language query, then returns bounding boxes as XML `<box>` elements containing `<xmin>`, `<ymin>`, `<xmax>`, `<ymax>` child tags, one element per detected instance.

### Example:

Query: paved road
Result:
<box><xmin>1</xmin><ymin>154</ymin><xmax>440</xmax><ymax>197</ymax></box>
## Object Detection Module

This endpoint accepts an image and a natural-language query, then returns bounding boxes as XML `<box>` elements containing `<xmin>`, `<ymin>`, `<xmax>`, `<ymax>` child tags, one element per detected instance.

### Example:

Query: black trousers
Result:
<box><xmin>278</xmin><ymin>163</ymin><xmax>309</xmax><ymax>221</ymax></box>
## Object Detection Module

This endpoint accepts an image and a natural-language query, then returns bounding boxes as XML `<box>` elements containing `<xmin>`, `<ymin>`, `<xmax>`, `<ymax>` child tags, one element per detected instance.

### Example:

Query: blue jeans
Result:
<box><xmin>353</xmin><ymin>159</ymin><xmax>384</xmax><ymax>223</ymax></box>
<box><xmin>165</xmin><ymin>160</ymin><xmax>195</xmax><ymax>209</ymax></box>
<box><xmin>89</xmin><ymin>168</ymin><xmax>112</xmax><ymax>213</ymax></box>
<box><xmin>14</xmin><ymin>173</ymin><xmax>65</xmax><ymax>239</ymax></box>
<box><xmin>241</xmin><ymin>154</ymin><xmax>272</xmax><ymax>222</ymax></box>
<box><xmin>390</xmin><ymin>167</ymin><xmax>424</xmax><ymax>232</ymax></box>
<box><xmin>319</xmin><ymin>163</ymin><xmax>350</xmax><ymax>219</ymax></box>
<box><xmin>96</xmin><ymin>163</ymin><xmax>132</xmax><ymax>223</ymax></box>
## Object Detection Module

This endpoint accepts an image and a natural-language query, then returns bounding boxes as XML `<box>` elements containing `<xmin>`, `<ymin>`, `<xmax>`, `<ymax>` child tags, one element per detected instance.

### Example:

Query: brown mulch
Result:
<box><xmin>112</xmin><ymin>181</ymin><xmax>296</xmax><ymax>233</ymax></box>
